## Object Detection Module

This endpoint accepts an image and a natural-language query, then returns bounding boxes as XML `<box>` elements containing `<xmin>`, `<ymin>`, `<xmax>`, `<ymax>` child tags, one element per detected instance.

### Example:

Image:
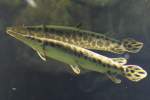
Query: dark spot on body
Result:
<box><xmin>37</xmin><ymin>39</ymin><xmax>42</xmax><ymax>43</ymax></box>
<box><xmin>127</xmin><ymin>44</ymin><xmax>132</xmax><ymax>48</ymax></box>
<box><xmin>30</xmin><ymin>37</ymin><xmax>36</xmax><ymax>41</ymax></box>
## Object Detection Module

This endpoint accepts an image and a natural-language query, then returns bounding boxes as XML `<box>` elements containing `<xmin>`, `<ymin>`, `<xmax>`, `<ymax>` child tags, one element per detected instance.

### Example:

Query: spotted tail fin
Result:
<box><xmin>122</xmin><ymin>38</ymin><xmax>143</xmax><ymax>53</ymax></box>
<box><xmin>122</xmin><ymin>65</ymin><xmax>147</xmax><ymax>82</ymax></box>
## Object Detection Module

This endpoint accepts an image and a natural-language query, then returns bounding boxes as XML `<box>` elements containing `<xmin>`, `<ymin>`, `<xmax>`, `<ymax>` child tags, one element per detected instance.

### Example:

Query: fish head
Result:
<box><xmin>6</xmin><ymin>25</ymin><xmax>45</xmax><ymax>42</ymax></box>
<box><xmin>6</xmin><ymin>26</ymin><xmax>44</xmax><ymax>52</ymax></box>
<box><xmin>6</xmin><ymin>26</ymin><xmax>36</xmax><ymax>39</ymax></box>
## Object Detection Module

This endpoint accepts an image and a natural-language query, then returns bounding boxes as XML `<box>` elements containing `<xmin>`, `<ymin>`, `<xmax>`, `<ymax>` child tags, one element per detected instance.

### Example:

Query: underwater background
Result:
<box><xmin>0</xmin><ymin>0</ymin><xmax>150</xmax><ymax>100</ymax></box>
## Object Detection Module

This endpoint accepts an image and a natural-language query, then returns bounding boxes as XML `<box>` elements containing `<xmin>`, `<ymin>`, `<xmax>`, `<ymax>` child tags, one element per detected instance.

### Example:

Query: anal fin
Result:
<box><xmin>106</xmin><ymin>73</ymin><xmax>121</xmax><ymax>84</ymax></box>
<box><xmin>70</xmin><ymin>65</ymin><xmax>80</xmax><ymax>75</ymax></box>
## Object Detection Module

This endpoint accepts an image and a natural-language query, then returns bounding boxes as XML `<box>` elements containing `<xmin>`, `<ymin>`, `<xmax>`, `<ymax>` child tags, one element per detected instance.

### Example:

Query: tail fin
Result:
<box><xmin>122</xmin><ymin>65</ymin><xmax>147</xmax><ymax>82</ymax></box>
<box><xmin>122</xmin><ymin>38</ymin><xmax>143</xmax><ymax>53</ymax></box>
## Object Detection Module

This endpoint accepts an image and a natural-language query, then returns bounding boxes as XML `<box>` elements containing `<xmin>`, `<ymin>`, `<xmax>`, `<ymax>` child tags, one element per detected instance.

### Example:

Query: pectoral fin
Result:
<box><xmin>106</xmin><ymin>73</ymin><xmax>121</xmax><ymax>84</ymax></box>
<box><xmin>112</xmin><ymin>57</ymin><xmax>127</xmax><ymax>65</ymax></box>
<box><xmin>37</xmin><ymin>51</ymin><xmax>46</xmax><ymax>61</ymax></box>
<box><xmin>70</xmin><ymin>65</ymin><xmax>80</xmax><ymax>75</ymax></box>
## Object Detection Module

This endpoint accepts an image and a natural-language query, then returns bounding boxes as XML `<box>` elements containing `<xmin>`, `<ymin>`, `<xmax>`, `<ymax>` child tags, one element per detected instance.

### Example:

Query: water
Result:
<box><xmin>0</xmin><ymin>0</ymin><xmax>150</xmax><ymax>100</ymax></box>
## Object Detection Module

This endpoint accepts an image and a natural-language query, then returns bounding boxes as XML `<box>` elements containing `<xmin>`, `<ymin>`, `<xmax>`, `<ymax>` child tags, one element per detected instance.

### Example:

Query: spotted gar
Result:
<box><xmin>7</xmin><ymin>25</ymin><xmax>144</xmax><ymax>54</ymax></box>
<box><xmin>6</xmin><ymin>26</ymin><xmax>147</xmax><ymax>83</ymax></box>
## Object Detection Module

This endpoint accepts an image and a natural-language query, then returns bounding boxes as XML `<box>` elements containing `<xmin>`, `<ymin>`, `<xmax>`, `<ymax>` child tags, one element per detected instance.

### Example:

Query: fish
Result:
<box><xmin>6</xmin><ymin>26</ymin><xmax>147</xmax><ymax>84</ymax></box>
<box><xmin>7</xmin><ymin>25</ymin><xmax>144</xmax><ymax>54</ymax></box>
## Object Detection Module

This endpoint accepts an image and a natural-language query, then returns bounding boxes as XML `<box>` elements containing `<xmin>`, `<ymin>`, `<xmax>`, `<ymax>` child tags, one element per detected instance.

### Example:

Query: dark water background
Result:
<box><xmin>0</xmin><ymin>0</ymin><xmax>150</xmax><ymax>100</ymax></box>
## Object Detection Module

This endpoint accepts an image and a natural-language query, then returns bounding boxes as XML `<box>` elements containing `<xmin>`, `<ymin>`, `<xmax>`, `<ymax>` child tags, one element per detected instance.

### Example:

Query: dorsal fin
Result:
<box><xmin>111</xmin><ymin>57</ymin><xmax>127</xmax><ymax>65</ymax></box>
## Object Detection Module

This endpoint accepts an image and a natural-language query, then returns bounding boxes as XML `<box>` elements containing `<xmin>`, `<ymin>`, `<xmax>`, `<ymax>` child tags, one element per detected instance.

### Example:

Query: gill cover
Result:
<box><xmin>122</xmin><ymin>38</ymin><xmax>143</xmax><ymax>53</ymax></box>
<box><xmin>123</xmin><ymin>65</ymin><xmax>147</xmax><ymax>82</ymax></box>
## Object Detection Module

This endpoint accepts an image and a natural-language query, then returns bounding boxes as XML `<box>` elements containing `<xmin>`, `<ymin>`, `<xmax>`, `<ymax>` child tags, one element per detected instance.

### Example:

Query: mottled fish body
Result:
<box><xmin>15</xmin><ymin>25</ymin><xmax>144</xmax><ymax>54</ymax></box>
<box><xmin>6</xmin><ymin>27</ymin><xmax>147</xmax><ymax>83</ymax></box>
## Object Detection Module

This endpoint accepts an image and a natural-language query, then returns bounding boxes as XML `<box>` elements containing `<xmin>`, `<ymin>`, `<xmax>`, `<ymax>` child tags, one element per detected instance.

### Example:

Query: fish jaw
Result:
<box><xmin>6</xmin><ymin>26</ymin><xmax>36</xmax><ymax>43</ymax></box>
<box><xmin>6</xmin><ymin>27</ymin><xmax>18</xmax><ymax>38</ymax></box>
